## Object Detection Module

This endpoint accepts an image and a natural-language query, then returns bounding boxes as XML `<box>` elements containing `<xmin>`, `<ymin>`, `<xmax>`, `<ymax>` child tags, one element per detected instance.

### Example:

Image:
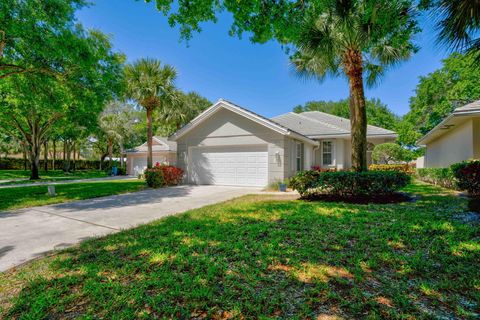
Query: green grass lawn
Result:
<box><xmin>0</xmin><ymin>180</ymin><xmax>146</xmax><ymax>211</ymax></box>
<box><xmin>0</xmin><ymin>169</ymin><xmax>109</xmax><ymax>185</ymax></box>
<box><xmin>1</xmin><ymin>182</ymin><xmax>478</xmax><ymax>319</ymax></box>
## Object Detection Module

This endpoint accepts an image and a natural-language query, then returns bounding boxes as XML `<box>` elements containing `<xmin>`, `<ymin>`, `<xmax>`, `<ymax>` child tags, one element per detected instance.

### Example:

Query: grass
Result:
<box><xmin>0</xmin><ymin>182</ymin><xmax>478</xmax><ymax>319</ymax></box>
<box><xmin>0</xmin><ymin>180</ymin><xmax>146</xmax><ymax>211</ymax></box>
<box><xmin>0</xmin><ymin>170</ymin><xmax>108</xmax><ymax>185</ymax></box>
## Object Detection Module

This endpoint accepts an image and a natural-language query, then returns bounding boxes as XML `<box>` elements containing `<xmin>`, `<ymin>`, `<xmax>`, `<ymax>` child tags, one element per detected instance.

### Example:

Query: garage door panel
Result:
<box><xmin>190</xmin><ymin>146</ymin><xmax>268</xmax><ymax>187</ymax></box>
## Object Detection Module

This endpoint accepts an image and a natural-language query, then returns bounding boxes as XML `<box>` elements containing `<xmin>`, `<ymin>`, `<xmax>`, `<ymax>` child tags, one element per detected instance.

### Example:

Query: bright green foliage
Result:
<box><xmin>0</xmin><ymin>0</ymin><xmax>87</xmax><ymax>79</ymax></box>
<box><xmin>290</xmin><ymin>170</ymin><xmax>410</xmax><ymax>197</ymax></box>
<box><xmin>400</xmin><ymin>53</ymin><xmax>480</xmax><ymax>146</ymax></box>
<box><xmin>451</xmin><ymin>160</ymin><xmax>480</xmax><ymax>195</ymax></box>
<box><xmin>144</xmin><ymin>167</ymin><xmax>165</xmax><ymax>188</ymax></box>
<box><xmin>372</xmin><ymin>143</ymin><xmax>414</xmax><ymax>164</ymax></box>
<box><xmin>2</xmin><ymin>183</ymin><xmax>477</xmax><ymax>319</ymax></box>
<box><xmin>293</xmin><ymin>98</ymin><xmax>400</xmax><ymax>131</ymax></box>
<box><xmin>416</xmin><ymin>168</ymin><xmax>456</xmax><ymax>189</ymax></box>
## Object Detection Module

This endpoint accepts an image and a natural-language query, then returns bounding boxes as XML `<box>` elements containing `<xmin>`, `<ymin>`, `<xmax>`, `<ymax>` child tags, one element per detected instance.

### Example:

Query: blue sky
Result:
<box><xmin>76</xmin><ymin>1</ymin><xmax>448</xmax><ymax>118</ymax></box>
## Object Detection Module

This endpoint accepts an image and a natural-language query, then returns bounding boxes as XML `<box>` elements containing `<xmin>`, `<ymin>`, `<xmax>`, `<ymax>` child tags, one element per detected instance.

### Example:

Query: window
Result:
<box><xmin>296</xmin><ymin>142</ymin><xmax>304</xmax><ymax>171</ymax></box>
<box><xmin>322</xmin><ymin>141</ymin><xmax>333</xmax><ymax>166</ymax></box>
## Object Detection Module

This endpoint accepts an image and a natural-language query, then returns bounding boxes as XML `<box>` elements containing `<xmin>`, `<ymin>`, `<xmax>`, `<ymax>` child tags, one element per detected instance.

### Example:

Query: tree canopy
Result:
<box><xmin>398</xmin><ymin>52</ymin><xmax>480</xmax><ymax>146</ymax></box>
<box><xmin>293</xmin><ymin>98</ymin><xmax>400</xmax><ymax>131</ymax></box>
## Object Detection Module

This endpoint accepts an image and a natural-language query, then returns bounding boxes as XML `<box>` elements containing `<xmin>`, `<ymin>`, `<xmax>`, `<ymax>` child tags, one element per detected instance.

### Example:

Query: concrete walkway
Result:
<box><xmin>0</xmin><ymin>185</ymin><xmax>258</xmax><ymax>272</ymax></box>
<box><xmin>0</xmin><ymin>175</ymin><xmax>134</xmax><ymax>189</ymax></box>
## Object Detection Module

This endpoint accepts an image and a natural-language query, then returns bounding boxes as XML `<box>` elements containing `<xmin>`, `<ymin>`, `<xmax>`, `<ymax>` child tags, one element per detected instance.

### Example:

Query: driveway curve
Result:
<box><xmin>0</xmin><ymin>185</ymin><xmax>258</xmax><ymax>272</ymax></box>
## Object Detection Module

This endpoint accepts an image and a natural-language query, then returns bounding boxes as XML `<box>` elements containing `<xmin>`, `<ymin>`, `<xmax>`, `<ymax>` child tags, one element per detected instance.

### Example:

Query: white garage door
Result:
<box><xmin>132</xmin><ymin>155</ymin><xmax>168</xmax><ymax>176</ymax></box>
<box><xmin>190</xmin><ymin>146</ymin><xmax>268</xmax><ymax>187</ymax></box>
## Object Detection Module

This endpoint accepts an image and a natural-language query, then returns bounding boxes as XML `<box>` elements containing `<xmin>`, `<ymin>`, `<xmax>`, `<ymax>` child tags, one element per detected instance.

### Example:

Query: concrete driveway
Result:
<box><xmin>0</xmin><ymin>185</ymin><xmax>257</xmax><ymax>272</ymax></box>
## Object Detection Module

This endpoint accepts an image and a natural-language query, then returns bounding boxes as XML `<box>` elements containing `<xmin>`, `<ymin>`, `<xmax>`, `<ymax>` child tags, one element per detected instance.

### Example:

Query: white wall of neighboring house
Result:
<box><xmin>424</xmin><ymin>119</ymin><xmax>477</xmax><ymax>168</ymax></box>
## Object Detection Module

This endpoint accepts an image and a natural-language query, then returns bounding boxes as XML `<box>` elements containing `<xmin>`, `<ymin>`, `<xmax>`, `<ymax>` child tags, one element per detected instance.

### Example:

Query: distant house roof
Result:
<box><xmin>272</xmin><ymin>111</ymin><xmax>397</xmax><ymax>138</ymax></box>
<box><xmin>126</xmin><ymin>136</ymin><xmax>176</xmax><ymax>154</ymax></box>
<box><xmin>417</xmin><ymin>99</ymin><xmax>480</xmax><ymax>145</ymax></box>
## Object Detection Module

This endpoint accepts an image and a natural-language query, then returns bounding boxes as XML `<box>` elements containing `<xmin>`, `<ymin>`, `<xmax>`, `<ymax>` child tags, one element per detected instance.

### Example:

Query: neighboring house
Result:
<box><xmin>169</xmin><ymin>99</ymin><xmax>396</xmax><ymax>187</ymax></box>
<box><xmin>417</xmin><ymin>100</ymin><xmax>480</xmax><ymax>168</ymax></box>
<box><xmin>126</xmin><ymin>136</ymin><xmax>177</xmax><ymax>176</ymax></box>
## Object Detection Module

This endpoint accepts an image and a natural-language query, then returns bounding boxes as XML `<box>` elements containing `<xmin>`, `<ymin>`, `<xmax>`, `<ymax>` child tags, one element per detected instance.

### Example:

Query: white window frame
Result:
<box><xmin>321</xmin><ymin>140</ymin><xmax>335</xmax><ymax>167</ymax></box>
<box><xmin>295</xmin><ymin>141</ymin><xmax>304</xmax><ymax>172</ymax></box>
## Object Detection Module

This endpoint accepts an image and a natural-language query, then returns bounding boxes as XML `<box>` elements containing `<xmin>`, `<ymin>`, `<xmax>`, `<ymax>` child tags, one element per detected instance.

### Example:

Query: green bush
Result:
<box><xmin>416</xmin><ymin>168</ymin><xmax>456</xmax><ymax>189</ymax></box>
<box><xmin>144</xmin><ymin>168</ymin><xmax>164</xmax><ymax>188</ymax></box>
<box><xmin>290</xmin><ymin>170</ymin><xmax>410</xmax><ymax>198</ymax></box>
<box><xmin>369</xmin><ymin>164</ymin><xmax>415</xmax><ymax>174</ymax></box>
<box><xmin>451</xmin><ymin>160</ymin><xmax>480</xmax><ymax>196</ymax></box>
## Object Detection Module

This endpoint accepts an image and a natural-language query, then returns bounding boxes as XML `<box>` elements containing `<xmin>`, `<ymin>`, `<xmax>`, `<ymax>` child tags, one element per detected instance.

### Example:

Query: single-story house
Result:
<box><xmin>417</xmin><ymin>100</ymin><xmax>480</xmax><ymax>168</ymax></box>
<box><xmin>169</xmin><ymin>99</ymin><xmax>396</xmax><ymax>187</ymax></box>
<box><xmin>126</xmin><ymin>136</ymin><xmax>177</xmax><ymax>176</ymax></box>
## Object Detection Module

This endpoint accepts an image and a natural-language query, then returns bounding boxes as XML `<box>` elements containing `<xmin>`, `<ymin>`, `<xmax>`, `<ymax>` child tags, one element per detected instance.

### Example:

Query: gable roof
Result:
<box><xmin>169</xmin><ymin>99</ymin><xmax>318</xmax><ymax>145</ymax></box>
<box><xmin>417</xmin><ymin>99</ymin><xmax>480</xmax><ymax>145</ymax></box>
<box><xmin>126</xmin><ymin>136</ymin><xmax>176</xmax><ymax>154</ymax></box>
<box><xmin>272</xmin><ymin>111</ymin><xmax>397</xmax><ymax>138</ymax></box>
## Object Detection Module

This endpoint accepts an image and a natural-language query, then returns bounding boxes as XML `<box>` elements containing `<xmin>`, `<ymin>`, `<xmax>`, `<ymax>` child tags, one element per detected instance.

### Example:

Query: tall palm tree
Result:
<box><xmin>427</xmin><ymin>0</ymin><xmax>480</xmax><ymax>57</ymax></box>
<box><xmin>291</xmin><ymin>0</ymin><xmax>418</xmax><ymax>171</ymax></box>
<box><xmin>124</xmin><ymin>58</ymin><xmax>177</xmax><ymax>168</ymax></box>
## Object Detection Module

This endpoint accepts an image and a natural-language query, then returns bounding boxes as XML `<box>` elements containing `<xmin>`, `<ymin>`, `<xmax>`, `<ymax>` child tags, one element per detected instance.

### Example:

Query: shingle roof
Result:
<box><xmin>271</xmin><ymin>111</ymin><xmax>396</xmax><ymax>137</ymax></box>
<box><xmin>454</xmin><ymin>100</ymin><xmax>480</xmax><ymax>113</ymax></box>
<box><xmin>126</xmin><ymin>136</ymin><xmax>176</xmax><ymax>153</ymax></box>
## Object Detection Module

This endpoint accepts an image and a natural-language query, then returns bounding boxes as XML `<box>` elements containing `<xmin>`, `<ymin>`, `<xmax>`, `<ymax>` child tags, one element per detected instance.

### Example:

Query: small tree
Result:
<box><xmin>372</xmin><ymin>143</ymin><xmax>412</xmax><ymax>164</ymax></box>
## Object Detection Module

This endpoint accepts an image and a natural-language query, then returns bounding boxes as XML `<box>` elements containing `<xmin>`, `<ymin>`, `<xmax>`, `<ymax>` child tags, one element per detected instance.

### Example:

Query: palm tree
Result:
<box><xmin>291</xmin><ymin>0</ymin><xmax>418</xmax><ymax>171</ymax></box>
<box><xmin>124</xmin><ymin>58</ymin><xmax>177</xmax><ymax>168</ymax></box>
<box><xmin>427</xmin><ymin>0</ymin><xmax>480</xmax><ymax>57</ymax></box>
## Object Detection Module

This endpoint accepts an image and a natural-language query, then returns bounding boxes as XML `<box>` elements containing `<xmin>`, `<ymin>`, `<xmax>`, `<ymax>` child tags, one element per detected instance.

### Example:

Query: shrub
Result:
<box><xmin>416</xmin><ymin>168</ymin><xmax>456</xmax><ymax>189</ymax></box>
<box><xmin>451</xmin><ymin>160</ymin><xmax>480</xmax><ymax>196</ymax></box>
<box><xmin>311</xmin><ymin>165</ymin><xmax>337</xmax><ymax>172</ymax></box>
<box><xmin>290</xmin><ymin>170</ymin><xmax>410</xmax><ymax>198</ymax></box>
<box><xmin>144</xmin><ymin>163</ymin><xmax>184</xmax><ymax>188</ymax></box>
<box><xmin>144</xmin><ymin>167</ymin><xmax>164</xmax><ymax>188</ymax></box>
<box><xmin>369</xmin><ymin>164</ymin><xmax>415</xmax><ymax>174</ymax></box>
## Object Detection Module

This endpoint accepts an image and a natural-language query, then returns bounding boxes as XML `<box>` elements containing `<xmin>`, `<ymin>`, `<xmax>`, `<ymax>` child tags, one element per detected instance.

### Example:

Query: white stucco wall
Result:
<box><xmin>425</xmin><ymin>118</ymin><xmax>477</xmax><ymax>167</ymax></box>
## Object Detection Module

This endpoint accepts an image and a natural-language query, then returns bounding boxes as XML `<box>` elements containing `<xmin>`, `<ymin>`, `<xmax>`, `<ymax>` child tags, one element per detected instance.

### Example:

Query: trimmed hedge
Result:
<box><xmin>290</xmin><ymin>170</ymin><xmax>410</xmax><ymax>198</ymax></box>
<box><xmin>416</xmin><ymin>168</ymin><xmax>456</xmax><ymax>190</ymax></box>
<box><xmin>451</xmin><ymin>160</ymin><xmax>480</xmax><ymax>196</ymax></box>
<box><xmin>0</xmin><ymin>157</ymin><xmax>103</xmax><ymax>170</ymax></box>
<box><xmin>369</xmin><ymin>164</ymin><xmax>415</xmax><ymax>174</ymax></box>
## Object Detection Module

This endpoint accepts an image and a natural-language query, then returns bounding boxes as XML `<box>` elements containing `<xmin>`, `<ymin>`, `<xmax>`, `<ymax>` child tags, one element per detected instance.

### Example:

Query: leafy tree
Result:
<box><xmin>0</xmin><ymin>0</ymin><xmax>87</xmax><ymax>80</ymax></box>
<box><xmin>421</xmin><ymin>0</ymin><xmax>480</xmax><ymax>58</ymax></box>
<box><xmin>0</xmin><ymin>29</ymin><xmax>123</xmax><ymax>179</ymax></box>
<box><xmin>294</xmin><ymin>98</ymin><xmax>399</xmax><ymax>131</ymax></box>
<box><xmin>291</xmin><ymin>0</ymin><xmax>418</xmax><ymax>171</ymax></box>
<box><xmin>400</xmin><ymin>53</ymin><xmax>480</xmax><ymax>146</ymax></box>
<box><xmin>124</xmin><ymin>58</ymin><xmax>177</xmax><ymax>169</ymax></box>
<box><xmin>156</xmin><ymin>91</ymin><xmax>211</xmax><ymax>136</ymax></box>
<box><xmin>372</xmin><ymin>143</ymin><xmax>413</xmax><ymax>164</ymax></box>
<box><xmin>98</xmin><ymin>101</ymin><xmax>137</xmax><ymax>167</ymax></box>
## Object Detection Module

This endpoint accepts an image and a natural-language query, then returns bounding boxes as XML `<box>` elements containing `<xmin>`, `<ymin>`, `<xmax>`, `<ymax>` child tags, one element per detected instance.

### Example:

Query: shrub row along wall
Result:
<box><xmin>416</xmin><ymin>168</ymin><xmax>457</xmax><ymax>190</ymax></box>
<box><xmin>0</xmin><ymin>158</ymin><xmax>104</xmax><ymax>170</ymax></box>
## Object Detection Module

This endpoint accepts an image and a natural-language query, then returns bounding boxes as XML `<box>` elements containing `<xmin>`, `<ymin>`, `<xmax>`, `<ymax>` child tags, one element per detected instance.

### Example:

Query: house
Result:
<box><xmin>169</xmin><ymin>99</ymin><xmax>396</xmax><ymax>187</ymax></box>
<box><xmin>126</xmin><ymin>136</ymin><xmax>177</xmax><ymax>176</ymax></box>
<box><xmin>417</xmin><ymin>100</ymin><xmax>480</xmax><ymax>168</ymax></box>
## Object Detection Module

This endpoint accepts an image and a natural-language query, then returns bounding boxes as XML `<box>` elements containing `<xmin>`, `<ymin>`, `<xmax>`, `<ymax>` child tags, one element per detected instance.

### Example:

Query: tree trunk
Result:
<box><xmin>344</xmin><ymin>50</ymin><xmax>368</xmax><ymax>172</ymax></box>
<box><xmin>146</xmin><ymin>107</ymin><xmax>153</xmax><ymax>168</ymax></box>
<box><xmin>108</xmin><ymin>138</ymin><xmax>113</xmax><ymax>168</ymax></box>
<box><xmin>44</xmin><ymin>140</ymin><xmax>48</xmax><ymax>172</ymax></box>
<box><xmin>72</xmin><ymin>141</ymin><xmax>76</xmax><ymax>172</ymax></box>
<box><xmin>22</xmin><ymin>142</ymin><xmax>27</xmax><ymax>171</ymax></box>
<box><xmin>63</xmin><ymin>141</ymin><xmax>66</xmax><ymax>161</ymax></box>
<box><xmin>28</xmin><ymin>140</ymin><xmax>41</xmax><ymax>180</ymax></box>
<box><xmin>63</xmin><ymin>140</ymin><xmax>72</xmax><ymax>172</ymax></box>
<box><xmin>53</xmin><ymin>140</ymin><xmax>56</xmax><ymax>170</ymax></box>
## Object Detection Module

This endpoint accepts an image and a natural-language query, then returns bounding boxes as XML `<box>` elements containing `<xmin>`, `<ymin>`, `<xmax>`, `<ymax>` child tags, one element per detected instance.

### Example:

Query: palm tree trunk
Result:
<box><xmin>146</xmin><ymin>107</ymin><xmax>153</xmax><ymax>168</ymax></box>
<box><xmin>44</xmin><ymin>140</ymin><xmax>48</xmax><ymax>172</ymax></box>
<box><xmin>345</xmin><ymin>50</ymin><xmax>368</xmax><ymax>172</ymax></box>
<box><xmin>108</xmin><ymin>138</ymin><xmax>113</xmax><ymax>168</ymax></box>
<box><xmin>52</xmin><ymin>139</ymin><xmax>56</xmax><ymax>170</ymax></box>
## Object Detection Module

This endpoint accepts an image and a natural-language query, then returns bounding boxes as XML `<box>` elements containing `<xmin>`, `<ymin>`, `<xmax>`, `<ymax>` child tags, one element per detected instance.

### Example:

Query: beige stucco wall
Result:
<box><xmin>425</xmin><ymin>118</ymin><xmax>476</xmax><ymax>168</ymax></box>
<box><xmin>176</xmin><ymin>108</ymin><xmax>293</xmax><ymax>185</ymax></box>
<box><xmin>313</xmin><ymin>137</ymin><xmax>393</xmax><ymax>169</ymax></box>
